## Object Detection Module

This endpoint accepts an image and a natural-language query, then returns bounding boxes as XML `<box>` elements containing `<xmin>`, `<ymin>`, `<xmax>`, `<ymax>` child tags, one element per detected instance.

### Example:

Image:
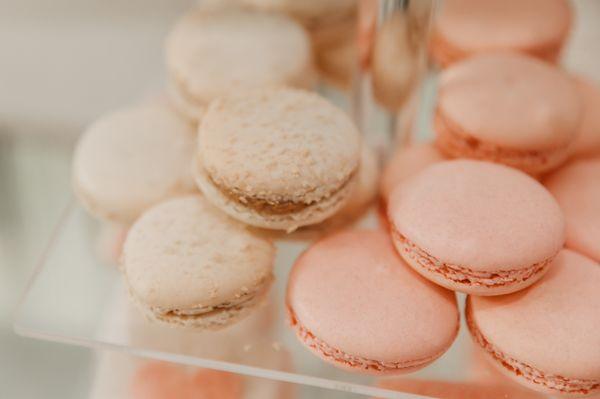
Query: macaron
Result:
<box><xmin>313</xmin><ymin>22</ymin><xmax>356</xmax><ymax>89</ymax></box>
<box><xmin>286</xmin><ymin>229</ymin><xmax>459</xmax><ymax>374</ymax></box>
<box><xmin>194</xmin><ymin>87</ymin><xmax>361</xmax><ymax>232</ymax></box>
<box><xmin>371</xmin><ymin>4</ymin><xmax>431</xmax><ymax>111</ymax></box>
<box><xmin>430</xmin><ymin>0</ymin><xmax>572</xmax><ymax>68</ymax></box>
<box><xmin>72</xmin><ymin>100</ymin><xmax>196</xmax><ymax>225</ymax></box>
<box><xmin>283</xmin><ymin>144</ymin><xmax>379</xmax><ymax>239</ymax></box>
<box><xmin>131</xmin><ymin>362</ymin><xmax>242</xmax><ymax>399</ymax></box>
<box><xmin>380</xmin><ymin>142</ymin><xmax>445</xmax><ymax>205</ymax></box>
<box><xmin>545</xmin><ymin>158</ymin><xmax>600</xmax><ymax>262</ymax></box>
<box><xmin>388</xmin><ymin>160</ymin><xmax>565</xmax><ymax>295</ymax></box>
<box><xmin>376</xmin><ymin>378</ymin><xmax>546</xmax><ymax>399</ymax></box>
<box><xmin>569</xmin><ymin>77</ymin><xmax>600</xmax><ymax>159</ymax></box>
<box><xmin>466</xmin><ymin>249</ymin><xmax>600</xmax><ymax>397</ymax></box>
<box><xmin>240</xmin><ymin>0</ymin><xmax>356</xmax><ymax>28</ymax></box>
<box><xmin>165</xmin><ymin>8</ymin><xmax>315</xmax><ymax>122</ymax></box>
<box><xmin>435</xmin><ymin>53</ymin><xmax>581</xmax><ymax>175</ymax></box>
<box><xmin>122</xmin><ymin>195</ymin><xmax>275</xmax><ymax>329</ymax></box>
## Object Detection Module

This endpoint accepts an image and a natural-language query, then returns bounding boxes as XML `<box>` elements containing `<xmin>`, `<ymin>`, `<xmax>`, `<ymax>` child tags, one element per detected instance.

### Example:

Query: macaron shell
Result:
<box><xmin>380</xmin><ymin>142</ymin><xmax>445</xmax><ymax>202</ymax></box>
<box><xmin>72</xmin><ymin>101</ymin><xmax>196</xmax><ymax>224</ymax></box>
<box><xmin>166</xmin><ymin>9</ymin><xmax>314</xmax><ymax>106</ymax></box>
<box><xmin>198</xmin><ymin>88</ymin><xmax>360</xmax><ymax>204</ymax></box>
<box><xmin>468</xmin><ymin>250</ymin><xmax>600</xmax><ymax>383</ymax></box>
<box><xmin>123</xmin><ymin>195</ymin><xmax>274</xmax><ymax>310</ymax></box>
<box><xmin>434</xmin><ymin>0</ymin><xmax>571</xmax><ymax>55</ymax></box>
<box><xmin>438</xmin><ymin>53</ymin><xmax>581</xmax><ymax>151</ymax></box>
<box><xmin>544</xmin><ymin>159</ymin><xmax>600</xmax><ymax>262</ymax></box>
<box><xmin>570</xmin><ymin>77</ymin><xmax>600</xmax><ymax>159</ymax></box>
<box><xmin>388</xmin><ymin>160</ymin><xmax>565</xmax><ymax>272</ymax></box>
<box><xmin>240</xmin><ymin>0</ymin><xmax>356</xmax><ymax>26</ymax></box>
<box><xmin>287</xmin><ymin>230</ymin><xmax>459</xmax><ymax>367</ymax></box>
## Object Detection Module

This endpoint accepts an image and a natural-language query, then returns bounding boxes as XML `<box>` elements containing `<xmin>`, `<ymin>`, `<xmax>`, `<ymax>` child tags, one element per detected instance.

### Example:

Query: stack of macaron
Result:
<box><xmin>69</xmin><ymin>0</ymin><xmax>600</xmax><ymax>396</ymax></box>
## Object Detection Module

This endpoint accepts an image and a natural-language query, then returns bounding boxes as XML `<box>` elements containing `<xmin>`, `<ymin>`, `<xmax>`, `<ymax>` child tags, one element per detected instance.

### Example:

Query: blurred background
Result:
<box><xmin>1</xmin><ymin>1</ymin><xmax>599</xmax><ymax>398</ymax></box>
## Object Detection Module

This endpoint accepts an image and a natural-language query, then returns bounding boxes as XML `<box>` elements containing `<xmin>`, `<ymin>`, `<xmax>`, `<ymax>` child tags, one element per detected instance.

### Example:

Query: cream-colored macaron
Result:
<box><xmin>240</xmin><ymin>0</ymin><xmax>356</xmax><ymax>28</ymax></box>
<box><xmin>165</xmin><ymin>8</ymin><xmax>315</xmax><ymax>122</ymax></box>
<box><xmin>122</xmin><ymin>195</ymin><xmax>275</xmax><ymax>330</ymax></box>
<box><xmin>72</xmin><ymin>100</ymin><xmax>196</xmax><ymax>225</ymax></box>
<box><xmin>194</xmin><ymin>87</ymin><xmax>361</xmax><ymax>232</ymax></box>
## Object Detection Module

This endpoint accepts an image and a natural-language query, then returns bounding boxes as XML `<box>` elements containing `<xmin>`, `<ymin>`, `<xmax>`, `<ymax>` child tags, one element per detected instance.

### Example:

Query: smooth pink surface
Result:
<box><xmin>470</xmin><ymin>250</ymin><xmax>600</xmax><ymax>380</ymax></box>
<box><xmin>545</xmin><ymin>159</ymin><xmax>600</xmax><ymax>262</ymax></box>
<box><xmin>435</xmin><ymin>0</ymin><xmax>571</xmax><ymax>52</ymax></box>
<box><xmin>389</xmin><ymin>160</ymin><xmax>565</xmax><ymax>271</ymax></box>
<box><xmin>570</xmin><ymin>77</ymin><xmax>600</xmax><ymax>158</ymax></box>
<box><xmin>380</xmin><ymin>142</ymin><xmax>445</xmax><ymax>202</ymax></box>
<box><xmin>438</xmin><ymin>53</ymin><xmax>581</xmax><ymax>151</ymax></box>
<box><xmin>287</xmin><ymin>230</ymin><xmax>458</xmax><ymax>364</ymax></box>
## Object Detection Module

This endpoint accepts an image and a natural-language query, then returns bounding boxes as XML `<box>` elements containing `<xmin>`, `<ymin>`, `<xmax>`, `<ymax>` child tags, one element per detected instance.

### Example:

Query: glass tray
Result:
<box><xmin>13</xmin><ymin>202</ymin><xmax>552</xmax><ymax>399</ymax></box>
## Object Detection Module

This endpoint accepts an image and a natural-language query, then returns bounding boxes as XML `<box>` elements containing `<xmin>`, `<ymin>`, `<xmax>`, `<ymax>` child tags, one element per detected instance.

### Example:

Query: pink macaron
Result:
<box><xmin>544</xmin><ymin>158</ymin><xmax>600</xmax><ymax>262</ymax></box>
<box><xmin>435</xmin><ymin>52</ymin><xmax>581</xmax><ymax>175</ymax></box>
<box><xmin>380</xmin><ymin>142</ymin><xmax>446</xmax><ymax>204</ymax></box>
<box><xmin>430</xmin><ymin>0</ymin><xmax>572</xmax><ymax>68</ymax></box>
<box><xmin>569</xmin><ymin>77</ymin><xmax>600</xmax><ymax>159</ymax></box>
<box><xmin>466</xmin><ymin>249</ymin><xmax>600</xmax><ymax>397</ymax></box>
<box><xmin>131</xmin><ymin>362</ymin><xmax>242</xmax><ymax>399</ymax></box>
<box><xmin>286</xmin><ymin>229</ymin><xmax>459</xmax><ymax>374</ymax></box>
<box><xmin>388</xmin><ymin>159</ymin><xmax>565</xmax><ymax>295</ymax></box>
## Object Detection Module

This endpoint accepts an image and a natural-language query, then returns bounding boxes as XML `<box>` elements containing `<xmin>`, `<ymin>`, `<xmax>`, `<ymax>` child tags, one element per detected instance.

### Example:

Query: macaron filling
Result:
<box><xmin>434</xmin><ymin>110</ymin><xmax>569</xmax><ymax>174</ymax></box>
<box><xmin>204</xmin><ymin>166</ymin><xmax>357</xmax><ymax>216</ymax></box>
<box><xmin>129</xmin><ymin>275</ymin><xmax>272</xmax><ymax>327</ymax></box>
<box><xmin>288</xmin><ymin>306</ymin><xmax>451</xmax><ymax>373</ymax></box>
<box><xmin>466</xmin><ymin>299</ymin><xmax>600</xmax><ymax>396</ymax></box>
<box><xmin>390</xmin><ymin>225</ymin><xmax>555</xmax><ymax>288</ymax></box>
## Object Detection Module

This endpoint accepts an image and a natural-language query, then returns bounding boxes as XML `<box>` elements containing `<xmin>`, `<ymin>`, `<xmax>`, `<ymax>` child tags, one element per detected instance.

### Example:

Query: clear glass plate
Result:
<box><xmin>13</xmin><ymin>203</ymin><xmax>551</xmax><ymax>399</ymax></box>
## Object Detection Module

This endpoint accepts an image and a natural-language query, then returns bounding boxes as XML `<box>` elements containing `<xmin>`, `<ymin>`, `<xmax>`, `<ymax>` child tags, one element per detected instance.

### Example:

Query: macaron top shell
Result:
<box><xmin>545</xmin><ymin>158</ymin><xmax>600</xmax><ymax>261</ymax></box>
<box><xmin>166</xmin><ymin>9</ymin><xmax>313</xmax><ymax>104</ymax></box>
<box><xmin>435</xmin><ymin>0</ymin><xmax>571</xmax><ymax>52</ymax></box>
<box><xmin>287</xmin><ymin>230</ymin><xmax>458</xmax><ymax>364</ymax></box>
<box><xmin>570</xmin><ymin>77</ymin><xmax>600</xmax><ymax>158</ymax></box>
<box><xmin>389</xmin><ymin>160</ymin><xmax>565</xmax><ymax>271</ymax></box>
<box><xmin>469</xmin><ymin>249</ymin><xmax>600</xmax><ymax>380</ymax></box>
<box><xmin>438</xmin><ymin>53</ymin><xmax>581</xmax><ymax>151</ymax></box>
<box><xmin>198</xmin><ymin>88</ymin><xmax>360</xmax><ymax>204</ymax></box>
<box><xmin>123</xmin><ymin>195</ymin><xmax>274</xmax><ymax>310</ymax></box>
<box><xmin>73</xmin><ymin>101</ymin><xmax>195</xmax><ymax>224</ymax></box>
<box><xmin>380</xmin><ymin>142</ymin><xmax>445</xmax><ymax>202</ymax></box>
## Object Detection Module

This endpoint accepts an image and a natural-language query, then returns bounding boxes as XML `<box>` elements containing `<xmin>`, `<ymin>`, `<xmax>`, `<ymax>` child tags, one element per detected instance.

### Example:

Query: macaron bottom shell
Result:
<box><xmin>127</xmin><ymin>276</ymin><xmax>273</xmax><ymax>331</ymax></box>
<box><xmin>287</xmin><ymin>306</ymin><xmax>454</xmax><ymax>375</ymax></box>
<box><xmin>193</xmin><ymin>155</ymin><xmax>358</xmax><ymax>232</ymax></box>
<box><xmin>434</xmin><ymin>111</ymin><xmax>569</xmax><ymax>176</ymax></box>
<box><xmin>465</xmin><ymin>297</ymin><xmax>600</xmax><ymax>397</ymax></box>
<box><xmin>389</xmin><ymin>224</ymin><xmax>554</xmax><ymax>296</ymax></box>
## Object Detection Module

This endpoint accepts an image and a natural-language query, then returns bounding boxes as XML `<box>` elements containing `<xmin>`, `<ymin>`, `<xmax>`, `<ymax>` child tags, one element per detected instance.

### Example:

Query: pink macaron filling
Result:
<box><xmin>390</xmin><ymin>225</ymin><xmax>555</xmax><ymax>289</ymax></box>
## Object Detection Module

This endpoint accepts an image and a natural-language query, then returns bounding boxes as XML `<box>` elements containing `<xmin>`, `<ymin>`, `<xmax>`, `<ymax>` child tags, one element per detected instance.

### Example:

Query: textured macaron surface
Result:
<box><xmin>438</xmin><ymin>53</ymin><xmax>580</xmax><ymax>151</ymax></box>
<box><xmin>435</xmin><ymin>0</ymin><xmax>571</xmax><ymax>52</ymax></box>
<box><xmin>469</xmin><ymin>249</ymin><xmax>600</xmax><ymax>382</ymax></box>
<box><xmin>198</xmin><ymin>88</ymin><xmax>360</xmax><ymax>204</ymax></box>
<box><xmin>166</xmin><ymin>9</ymin><xmax>312</xmax><ymax>104</ymax></box>
<box><xmin>123</xmin><ymin>195</ymin><xmax>274</xmax><ymax>310</ymax></box>
<box><xmin>73</xmin><ymin>101</ymin><xmax>195</xmax><ymax>223</ymax></box>
<box><xmin>389</xmin><ymin>160</ymin><xmax>565</xmax><ymax>272</ymax></box>
<box><xmin>545</xmin><ymin>159</ymin><xmax>600</xmax><ymax>262</ymax></box>
<box><xmin>570</xmin><ymin>77</ymin><xmax>600</xmax><ymax>158</ymax></box>
<box><xmin>287</xmin><ymin>230</ymin><xmax>458</xmax><ymax>366</ymax></box>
